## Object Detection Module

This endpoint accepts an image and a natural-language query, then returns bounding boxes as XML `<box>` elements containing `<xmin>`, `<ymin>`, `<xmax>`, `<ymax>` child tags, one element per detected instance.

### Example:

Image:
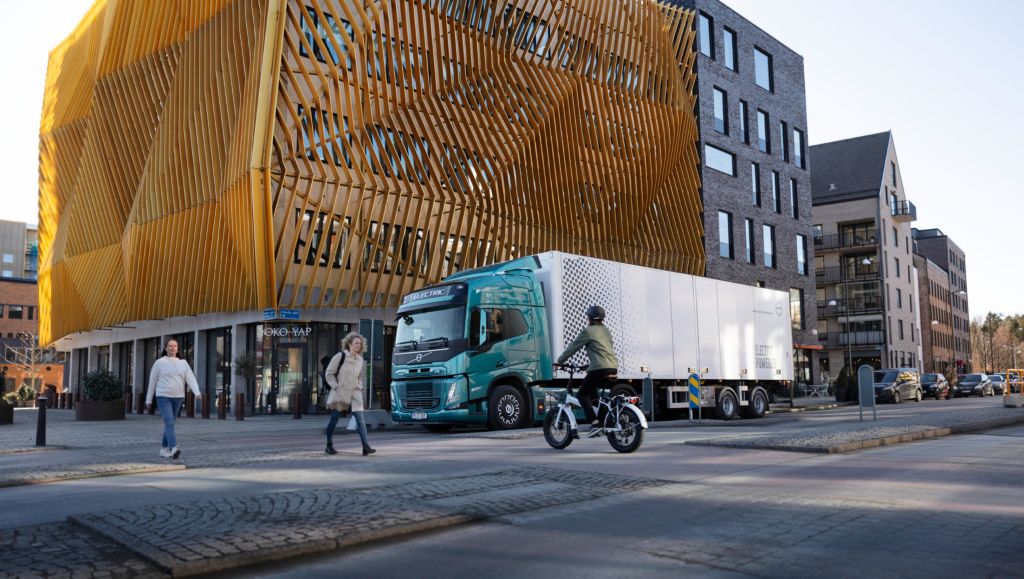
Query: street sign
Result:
<box><xmin>858</xmin><ymin>364</ymin><xmax>876</xmax><ymax>421</ymax></box>
<box><xmin>687</xmin><ymin>373</ymin><xmax>702</xmax><ymax>422</ymax></box>
<box><xmin>262</xmin><ymin>308</ymin><xmax>277</xmax><ymax>321</ymax></box>
<box><xmin>279</xmin><ymin>308</ymin><xmax>301</xmax><ymax>320</ymax></box>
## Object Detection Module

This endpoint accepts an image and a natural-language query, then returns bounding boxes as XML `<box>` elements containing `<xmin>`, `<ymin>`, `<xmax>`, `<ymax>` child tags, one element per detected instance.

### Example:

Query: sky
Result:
<box><xmin>0</xmin><ymin>0</ymin><xmax>1020</xmax><ymax>319</ymax></box>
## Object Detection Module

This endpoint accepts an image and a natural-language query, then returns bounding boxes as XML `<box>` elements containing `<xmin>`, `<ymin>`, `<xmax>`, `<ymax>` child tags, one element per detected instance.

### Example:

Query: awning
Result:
<box><xmin>794</xmin><ymin>343</ymin><xmax>824</xmax><ymax>350</ymax></box>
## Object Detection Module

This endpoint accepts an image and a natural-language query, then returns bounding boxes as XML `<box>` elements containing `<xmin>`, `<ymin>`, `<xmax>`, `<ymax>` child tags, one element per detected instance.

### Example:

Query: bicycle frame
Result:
<box><xmin>551</xmin><ymin>366</ymin><xmax>648</xmax><ymax>435</ymax></box>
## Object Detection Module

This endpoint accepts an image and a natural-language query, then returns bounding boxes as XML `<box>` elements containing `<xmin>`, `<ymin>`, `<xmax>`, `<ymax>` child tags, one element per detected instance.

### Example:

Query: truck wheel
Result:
<box><xmin>422</xmin><ymin>424</ymin><xmax>454</xmax><ymax>433</ymax></box>
<box><xmin>740</xmin><ymin>389</ymin><xmax>768</xmax><ymax>419</ymax></box>
<box><xmin>487</xmin><ymin>385</ymin><xmax>526</xmax><ymax>430</ymax></box>
<box><xmin>716</xmin><ymin>389</ymin><xmax>738</xmax><ymax>421</ymax></box>
<box><xmin>610</xmin><ymin>383</ymin><xmax>636</xmax><ymax>398</ymax></box>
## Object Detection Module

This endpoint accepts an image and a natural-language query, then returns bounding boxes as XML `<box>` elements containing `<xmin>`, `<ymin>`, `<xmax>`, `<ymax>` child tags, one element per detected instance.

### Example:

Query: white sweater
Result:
<box><xmin>146</xmin><ymin>357</ymin><xmax>201</xmax><ymax>403</ymax></box>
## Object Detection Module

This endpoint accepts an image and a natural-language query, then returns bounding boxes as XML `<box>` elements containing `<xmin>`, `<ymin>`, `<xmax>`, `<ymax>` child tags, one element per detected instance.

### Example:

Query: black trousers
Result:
<box><xmin>578</xmin><ymin>368</ymin><xmax>617</xmax><ymax>423</ymax></box>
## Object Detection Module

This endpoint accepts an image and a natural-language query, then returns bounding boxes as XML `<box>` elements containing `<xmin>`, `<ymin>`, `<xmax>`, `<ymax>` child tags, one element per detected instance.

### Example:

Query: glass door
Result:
<box><xmin>271</xmin><ymin>342</ymin><xmax>307</xmax><ymax>414</ymax></box>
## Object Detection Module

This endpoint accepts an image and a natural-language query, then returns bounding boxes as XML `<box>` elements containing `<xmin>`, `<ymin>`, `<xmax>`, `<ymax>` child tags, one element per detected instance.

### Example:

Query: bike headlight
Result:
<box><xmin>445</xmin><ymin>376</ymin><xmax>468</xmax><ymax>410</ymax></box>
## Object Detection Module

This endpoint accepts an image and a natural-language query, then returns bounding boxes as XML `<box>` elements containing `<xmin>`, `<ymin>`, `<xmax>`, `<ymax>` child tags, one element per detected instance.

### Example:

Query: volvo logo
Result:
<box><xmin>412</xmin><ymin>353</ymin><xmax>426</xmax><ymax>362</ymax></box>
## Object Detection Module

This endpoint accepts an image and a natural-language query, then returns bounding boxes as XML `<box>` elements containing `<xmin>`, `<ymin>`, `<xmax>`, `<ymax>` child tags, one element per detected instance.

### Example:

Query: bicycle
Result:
<box><xmin>543</xmin><ymin>363</ymin><xmax>647</xmax><ymax>453</ymax></box>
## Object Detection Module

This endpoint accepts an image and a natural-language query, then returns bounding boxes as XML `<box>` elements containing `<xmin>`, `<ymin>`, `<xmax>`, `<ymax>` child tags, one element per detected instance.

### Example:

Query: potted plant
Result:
<box><xmin>16</xmin><ymin>384</ymin><xmax>37</xmax><ymax>408</ymax></box>
<box><xmin>75</xmin><ymin>369</ymin><xmax>126</xmax><ymax>421</ymax></box>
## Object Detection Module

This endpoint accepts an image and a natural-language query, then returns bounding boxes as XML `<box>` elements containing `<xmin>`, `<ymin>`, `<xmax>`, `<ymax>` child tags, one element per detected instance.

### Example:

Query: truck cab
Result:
<box><xmin>390</xmin><ymin>256</ymin><xmax>552</xmax><ymax>430</ymax></box>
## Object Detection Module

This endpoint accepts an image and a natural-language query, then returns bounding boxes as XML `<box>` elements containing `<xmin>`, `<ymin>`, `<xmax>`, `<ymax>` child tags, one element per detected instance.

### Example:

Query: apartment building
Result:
<box><xmin>810</xmin><ymin>131</ymin><xmax>919</xmax><ymax>379</ymax></box>
<box><xmin>0</xmin><ymin>220</ymin><xmax>38</xmax><ymax>280</ymax></box>
<box><xmin>913</xmin><ymin>228</ymin><xmax>970</xmax><ymax>372</ymax></box>
<box><xmin>673</xmin><ymin>0</ymin><xmax>818</xmax><ymax>384</ymax></box>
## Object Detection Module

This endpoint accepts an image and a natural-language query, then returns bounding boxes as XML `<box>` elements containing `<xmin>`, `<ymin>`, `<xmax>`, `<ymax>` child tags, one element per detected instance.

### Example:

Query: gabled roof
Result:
<box><xmin>810</xmin><ymin>131</ymin><xmax>891</xmax><ymax>205</ymax></box>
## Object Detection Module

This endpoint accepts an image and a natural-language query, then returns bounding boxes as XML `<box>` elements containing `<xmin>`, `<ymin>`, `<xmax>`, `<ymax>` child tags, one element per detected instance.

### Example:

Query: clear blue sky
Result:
<box><xmin>1</xmin><ymin>0</ymin><xmax>1020</xmax><ymax>319</ymax></box>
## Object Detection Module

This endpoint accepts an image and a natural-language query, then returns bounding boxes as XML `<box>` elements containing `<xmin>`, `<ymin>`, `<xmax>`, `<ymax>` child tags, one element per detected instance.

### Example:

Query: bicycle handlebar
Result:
<box><xmin>554</xmin><ymin>363</ymin><xmax>587</xmax><ymax>372</ymax></box>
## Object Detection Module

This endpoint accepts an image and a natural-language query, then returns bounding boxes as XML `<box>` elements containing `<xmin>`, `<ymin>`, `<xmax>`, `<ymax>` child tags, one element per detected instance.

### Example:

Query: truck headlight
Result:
<box><xmin>445</xmin><ymin>376</ymin><xmax>468</xmax><ymax>410</ymax></box>
<box><xmin>974</xmin><ymin>385</ymin><xmax>983</xmax><ymax>390</ymax></box>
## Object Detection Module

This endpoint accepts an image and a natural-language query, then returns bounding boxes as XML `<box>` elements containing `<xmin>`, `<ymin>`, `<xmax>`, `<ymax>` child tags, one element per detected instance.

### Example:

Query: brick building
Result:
<box><xmin>1</xmin><ymin>277</ymin><xmax>62</xmax><ymax>397</ymax></box>
<box><xmin>672</xmin><ymin>0</ymin><xmax>818</xmax><ymax>385</ymax></box>
<box><xmin>913</xmin><ymin>228</ymin><xmax>970</xmax><ymax>372</ymax></box>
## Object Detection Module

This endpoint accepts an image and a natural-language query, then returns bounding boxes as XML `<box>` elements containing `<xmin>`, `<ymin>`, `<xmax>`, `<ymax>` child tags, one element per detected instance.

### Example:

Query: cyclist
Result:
<box><xmin>555</xmin><ymin>305</ymin><xmax>618</xmax><ymax>431</ymax></box>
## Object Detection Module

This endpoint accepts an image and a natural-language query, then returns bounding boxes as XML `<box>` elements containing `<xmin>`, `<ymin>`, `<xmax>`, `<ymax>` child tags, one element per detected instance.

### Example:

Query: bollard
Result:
<box><xmin>185</xmin><ymin>391</ymin><xmax>196</xmax><ymax>418</ymax></box>
<box><xmin>201</xmin><ymin>392</ymin><xmax>211</xmax><ymax>419</ymax></box>
<box><xmin>124</xmin><ymin>391</ymin><xmax>132</xmax><ymax>414</ymax></box>
<box><xmin>58</xmin><ymin>392</ymin><xmax>66</xmax><ymax>409</ymax></box>
<box><xmin>235</xmin><ymin>393</ymin><xmax>245</xmax><ymax>421</ymax></box>
<box><xmin>217</xmin><ymin>392</ymin><xmax>227</xmax><ymax>420</ymax></box>
<box><xmin>36</xmin><ymin>397</ymin><xmax>47</xmax><ymax>447</ymax></box>
<box><xmin>293</xmin><ymin>390</ymin><xmax>302</xmax><ymax>419</ymax></box>
<box><xmin>136</xmin><ymin>392</ymin><xmax>145</xmax><ymax>415</ymax></box>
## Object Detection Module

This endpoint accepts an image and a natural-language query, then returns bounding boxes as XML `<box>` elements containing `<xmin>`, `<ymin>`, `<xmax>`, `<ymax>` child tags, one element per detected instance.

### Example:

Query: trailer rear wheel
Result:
<box><xmin>716</xmin><ymin>389</ymin><xmax>738</xmax><ymax>421</ymax></box>
<box><xmin>741</xmin><ymin>389</ymin><xmax>768</xmax><ymax>419</ymax></box>
<box><xmin>610</xmin><ymin>383</ymin><xmax>636</xmax><ymax>398</ymax></box>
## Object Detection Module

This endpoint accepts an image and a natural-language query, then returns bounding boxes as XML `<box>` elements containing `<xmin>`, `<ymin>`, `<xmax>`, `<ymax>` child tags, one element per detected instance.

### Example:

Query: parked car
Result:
<box><xmin>989</xmin><ymin>374</ymin><xmax>1006</xmax><ymax>395</ymax></box>
<box><xmin>873</xmin><ymin>368</ymin><xmax>922</xmax><ymax>403</ymax></box>
<box><xmin>920</xmin><ymin>373</ymin><xmax>950</xmax><ymax>400</ymax></box>
<box><xmin>953</xmin><ymin>373</ymin><xmax>993</xmax><ymax>397</ymax></box>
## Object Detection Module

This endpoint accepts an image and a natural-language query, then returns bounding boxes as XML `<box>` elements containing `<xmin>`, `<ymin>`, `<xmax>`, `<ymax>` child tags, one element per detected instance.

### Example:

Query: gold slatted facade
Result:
<box><xmin>39</xmin><ymin>0</ymin><xmax>703</xmax><ymax>345</ymax></box>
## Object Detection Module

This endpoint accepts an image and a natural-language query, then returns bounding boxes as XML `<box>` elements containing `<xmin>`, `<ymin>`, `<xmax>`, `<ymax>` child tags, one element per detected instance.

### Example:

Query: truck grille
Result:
<box><xmin>401</xmin><ymin>382</ymin><xmax>439</xmax><ymax>410</ymax></box>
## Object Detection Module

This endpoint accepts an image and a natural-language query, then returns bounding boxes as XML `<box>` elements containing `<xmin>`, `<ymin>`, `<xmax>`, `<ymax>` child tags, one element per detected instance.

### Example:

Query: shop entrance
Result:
<box><xmin>262</xmin><ymin>342</ymin><xmax>307</xmax><ymax>415</ymax></box>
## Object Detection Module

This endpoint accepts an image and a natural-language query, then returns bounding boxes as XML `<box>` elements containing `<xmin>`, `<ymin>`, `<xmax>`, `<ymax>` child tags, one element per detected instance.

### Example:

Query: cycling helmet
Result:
<box><xmin>585</xmin><ymin>305</ymin><xmax>606</xmax><ymax>321</ymax></box>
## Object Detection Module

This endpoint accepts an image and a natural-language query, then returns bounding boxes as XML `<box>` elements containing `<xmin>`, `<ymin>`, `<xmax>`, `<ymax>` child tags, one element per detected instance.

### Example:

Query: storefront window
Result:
<box><xmin>205</xmin><ymin>327</ymin><xmax>232</xmax><ymax>410</ymax></box>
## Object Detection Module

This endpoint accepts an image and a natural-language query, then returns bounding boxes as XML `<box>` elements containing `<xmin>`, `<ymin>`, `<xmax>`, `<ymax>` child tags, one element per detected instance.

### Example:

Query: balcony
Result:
<box><xmin>819</xmin><ymin>331</ymin><xmax>886</xmax><ymax>349</ymax></box>
<box><xmin>891</xmin><ymin>200</ymin><xmax>917</xmax><ymax>222</ymax></box>
<box><xmin>816</xmin><ymin>296</ymin><xmax>884</xmax><ymax>317</ymax></box>
<box><xmin>815</xmin><ymin>266</ymin><xmax>881</xmax><ymax>285</ymax></box>
<box><xmin>813</xmin><ymin>229</ymin><xmax>878</xmax><ymax>252</ymax></box>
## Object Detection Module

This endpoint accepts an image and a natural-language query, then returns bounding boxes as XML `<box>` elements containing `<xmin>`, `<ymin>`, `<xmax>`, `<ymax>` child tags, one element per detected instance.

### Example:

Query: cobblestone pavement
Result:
<box><xmin>0</xmin><ymin>522</ymin><xmax>163</xmax><ymax>578</ymax></box>
<box><xmin>686</xmin><ymin>405</ymin><xmax>1024</xmax><ymax>452</ymax></box>
<box><xmin>52</xmin><ymin>466</ymin><xmax>671</xmax><ymax>577</ymax></box>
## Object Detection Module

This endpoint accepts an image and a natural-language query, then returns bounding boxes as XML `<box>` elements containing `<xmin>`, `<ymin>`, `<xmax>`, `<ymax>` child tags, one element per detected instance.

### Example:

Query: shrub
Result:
<box><xmin>83</xmin><ymin>370</ymin><xmax>124</xmax><ymax>402</ymax></box>
<box><xmin>2</xmin><ymin>392</ymin><xmax>17</xmax><ymax>405</ymax></box>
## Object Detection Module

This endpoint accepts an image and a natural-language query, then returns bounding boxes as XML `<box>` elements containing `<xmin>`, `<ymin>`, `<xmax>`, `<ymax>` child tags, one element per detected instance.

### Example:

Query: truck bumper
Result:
<box><xmin>391</xmin><ymin>408</ymin><xmax>485</xmax><ymax>425</ymax></box>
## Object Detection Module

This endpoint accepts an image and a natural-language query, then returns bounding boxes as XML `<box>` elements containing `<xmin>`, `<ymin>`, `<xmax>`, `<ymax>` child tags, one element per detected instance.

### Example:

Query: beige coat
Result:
<box><xmin>325</xmin><ymin>350</ymin><xmax>365</xmax><ymax>412</ymax></box>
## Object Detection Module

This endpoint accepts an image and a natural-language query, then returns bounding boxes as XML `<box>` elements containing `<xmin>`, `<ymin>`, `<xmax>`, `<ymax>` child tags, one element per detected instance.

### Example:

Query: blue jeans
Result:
<box><xmin>156</xmin><ymin>396</ymin><xmax>184</xmax><ymax>449</ymax></box>
<box><xmin>326</xmin><ymin>410</ymin><xmax>370</xmax><ymax>450</ymax></box>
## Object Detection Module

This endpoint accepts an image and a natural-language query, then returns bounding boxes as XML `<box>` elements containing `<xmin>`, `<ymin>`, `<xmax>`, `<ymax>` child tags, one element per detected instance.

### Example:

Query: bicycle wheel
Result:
<box><xmin>606</xmin><ymin>408</ymin><xmax>644</xmax><ymax>453</ymax></box>
<box><xmin>543</xmin><ymin>408</ymin><xmax>574</xmax><ymax>449</ymax></box>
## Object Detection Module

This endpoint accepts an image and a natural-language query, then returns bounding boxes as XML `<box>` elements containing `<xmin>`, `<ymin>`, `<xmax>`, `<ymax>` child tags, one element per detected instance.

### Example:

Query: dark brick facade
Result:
<box><xmin>673</xmin><ymin>0</ymin><xmax>817</xmax><ymax>381</ymax></box>
<box><xmin>913</xmin><ymin>228</ymin><xmax>970</xmax><ymax>370</ymax></box>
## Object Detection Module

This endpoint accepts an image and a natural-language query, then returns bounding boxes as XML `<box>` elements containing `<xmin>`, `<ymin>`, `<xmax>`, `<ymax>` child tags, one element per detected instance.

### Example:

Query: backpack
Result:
<box><xmin>319</xmin><ymin>352</ymin><xmax>345</xmax><ymax>400</ymax></box>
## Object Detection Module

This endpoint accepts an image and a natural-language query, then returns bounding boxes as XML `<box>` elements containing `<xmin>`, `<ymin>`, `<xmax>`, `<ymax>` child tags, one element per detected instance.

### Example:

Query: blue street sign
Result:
<box><xmin>280</xmin><ymin>308</ymin><xmax>301</xmax><ymax>320</ymax></box>
<box><xmin>262</xmin><ymin>308</ymin><xmax>277</xmax><ymax>321</ymax></box>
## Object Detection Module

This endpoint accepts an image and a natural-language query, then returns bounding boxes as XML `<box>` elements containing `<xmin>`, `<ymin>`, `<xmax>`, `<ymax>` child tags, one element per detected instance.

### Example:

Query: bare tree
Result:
<box><xmin>3</xmin><ymin>333</ymin><xmax>61</xmax><ymax>399</ymax></box>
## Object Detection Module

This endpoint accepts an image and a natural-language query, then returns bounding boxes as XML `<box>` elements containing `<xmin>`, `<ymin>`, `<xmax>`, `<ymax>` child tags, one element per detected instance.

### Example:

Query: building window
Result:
<box><xmin>754</xmin><ymin>47</ymin><xmax>773</xmax><ymax>91</ymax></box>
<box><xmin>713</xmin><ymin>87</ymin><xmax>728</xmax><ymax>134</ymax></box>
<box><xmin>771</xmin><ymin>171</ymin><xmax>780</xmax><ymax>213</ymax></box>
<box><xmin>779</xmin><ymin>120</ymin><xmax>789</xmax><ymax>162</ymax></box>
<box><xmin>763</xmin><ymin>225</ymin><xmax>776</xmax><ymax>268</ymax></box>
<box><xmin>892</xmin><ymin>226</ymin><xmax>898</xmax><ymax>247</ymax></box>
<box><xmin>751</xmin><ymin>163</ymin><xmax>760</xmax><ymax>205</ymax></box>
<box><xmin>8</xmin><ymin>306</ymin><xmax>23</xmax><ymax>320</ymax></box>
<box><xmin>1</xmin><ymin>254</ymin><xmax>12</xmax><ymax>264</ymax></box>
<box><xmin>28</xmin><ymin>306</ymin><xmax>34</xmax><ymax>320</ymax></box>
<box><xmin>1</xmin><ymin>271</ymin><xmax>11</xmax><ymax>278</ymax></box>
<box><xmin>897</xmin><ymin>288</ymin><xmax>902</xmax><ymax>308</ymax></box>
<box><xmin>895</xmin><ymin>257</ymin><xmax>901</xmax><ymax>278</ymax></box>
<box><xmin>0</xmin><ymin>305</ymin><xmax>4</xmax><ymax>318</ymax></box>
<box><xmin>793</xmin><ymin>128</ymin><xmax>805</xmax><ymax>169</ymax></box>
<box><xmin>790</xmin><ymin>288</ymin><xmax>804</xmax><ymax>330</ymax></box>
<box><xmin>723</xmin><ymin>27</ymin><xmax>737</xmax><ymax>71</ymax></box>
<box><xmin>698</xmin><ymin>13</ymin><xmax>714</xmax><ymax>58</ymax></box>
<box><xmin>812</xmin><ymin>224</ymin><xmax>822</xmax><ymax>241</ymax></box>
<box><xmin>757</xmin><ymin>110</ymin><xmax>770</xmax><ymax>153</ymax></box>
<box><xmin>899</xmin><ymin>319</ymin><xmax>905</xmax><ymax>340</ymax></box>
<box><xmin>745</xmin><ymin>219</ymin><xmax>755</xmax><ymax>263</ymax></box>
<box><xmin>790</xmin><ymin>178</ymin><xmax>799</xmax><ymax>218</ymax></box>
<box><xmin>704</xmin><ymin>144</ymin><xmax>735</xmax><ymax>176</ymax></box>
<box><xmin>755</xmin><ymin>280</ymin><xmax>765</xmax><ymax>288</ymax></box>
<box><xmin>719</xmin><ymin>211</ymin><xmax>733</xmax><ymax>259</ymax></box>
<box><xmin>796</xmin><ymin>235</ymin><xmax>807</xmax><ymax>275</ymax></box>
<box><xmin>738</xmin><ymin>100</ymin><xmax>749</xmax><ymax>143</ymax></box>
<box><xmin>891</xmin><ymin>161</ymin><xmax>897</xmax><ymax>187</ymax></box>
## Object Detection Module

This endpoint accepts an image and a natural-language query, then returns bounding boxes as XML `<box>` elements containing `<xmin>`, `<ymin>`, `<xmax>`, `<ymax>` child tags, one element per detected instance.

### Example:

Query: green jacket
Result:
<box><xmin>556</xmin><ymin>324</ymin><xmax>618</xmax><ymax>371</ymax></box>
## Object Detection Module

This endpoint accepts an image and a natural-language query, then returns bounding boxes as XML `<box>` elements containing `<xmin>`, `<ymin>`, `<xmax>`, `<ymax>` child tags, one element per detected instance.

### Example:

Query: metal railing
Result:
<box><xmin>817</xmin><ymin>297</ymin><xmax>884</xmax><ymax>317</ymax></box>
<box><xmin>815</xmin><ymin>266</ymin><xmax>881</xmax><ymax>284</ymax></box>
<box><xmin>813</xmin><ymin>229</ymin><xmax>878</xmax><ymax>251</ymax></box>
<box><xmin>819</xmin><ymin>331</ymin><xmax>885</xmax><ymax>349</ymax></box>
<box><xmin>890</xmin><ymin>200</ymin><xmax>917</xmax><ymax>220</ymax></box>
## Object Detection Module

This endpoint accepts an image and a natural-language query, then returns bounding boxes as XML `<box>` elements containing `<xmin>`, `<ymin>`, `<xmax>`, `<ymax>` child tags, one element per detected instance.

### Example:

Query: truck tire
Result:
<box><xmin>610</xmin><ymin>383</ymin><xmax>636</xmax><ymax>398</ymax></box>
<box><xmin>422</xmin><ymin>424</ymin><xmax>454</xmax><ymax>433</ymax></box>
<box><xmin>487</xmin><ymin>384</ymin><xmax>527</xmax><ymax>430</ymax></box>
<box><xmin>716</xmin><ymin>389</ymin><xmax>738</xmax><ymax>421</ymax></box>
<box><xmin>740</xmin><ymin>389</ymin><xmax>769</xmax><ymax>419</ymax></box>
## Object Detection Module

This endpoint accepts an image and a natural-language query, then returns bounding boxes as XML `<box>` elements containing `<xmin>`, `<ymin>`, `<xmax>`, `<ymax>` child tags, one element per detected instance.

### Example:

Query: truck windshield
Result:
<box><xmin>396</xmin><ymin>306</ymin><xmax>466</xmax><ymax>352</ymax></box>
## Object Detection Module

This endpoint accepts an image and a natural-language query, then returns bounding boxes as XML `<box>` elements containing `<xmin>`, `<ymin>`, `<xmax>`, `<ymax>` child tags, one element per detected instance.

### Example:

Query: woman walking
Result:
<box><xmin>324</xmin><ymin>332</ymin><xmax>375</xmax><ymax>456</ymax></box>
<box><xmin>145</xmin><ymin>339</ymin><xmax>201</xmax><ymax>459</ymax></box>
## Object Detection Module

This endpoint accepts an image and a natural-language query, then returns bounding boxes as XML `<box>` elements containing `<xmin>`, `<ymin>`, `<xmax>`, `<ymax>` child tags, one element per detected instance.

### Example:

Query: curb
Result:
<box><xmin>684</xmin><ymin>411</ymin><xmax>1024</xmax><ymax>454</ymax></box>
<box><xmin>70</xmin><ymin>511</ymin><xmax>479</xmax><ymax>577</ymax></box>
<box><xmin>0</xmin><ymin>463</ymin><xmax>186</xmax><ymax>489</ymax></box>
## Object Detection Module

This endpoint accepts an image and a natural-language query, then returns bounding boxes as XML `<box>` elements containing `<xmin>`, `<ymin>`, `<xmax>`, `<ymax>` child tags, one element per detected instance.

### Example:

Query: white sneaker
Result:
<box><xmin>159</xmin><ymin>448</ymin><xmax>172</xmax><ymax>458</ymax></box>
<box><xmin>170</xmin><ymin>447</ymin><xmax>181</xmax><ymax>459</ymax></box>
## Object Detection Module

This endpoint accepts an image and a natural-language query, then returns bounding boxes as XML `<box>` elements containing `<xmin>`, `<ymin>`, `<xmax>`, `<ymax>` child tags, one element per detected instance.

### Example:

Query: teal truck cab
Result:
<box><xmin>390</xmin><ymin>256</ymin><xmax>553</xmax><ymax>431</ymax></box>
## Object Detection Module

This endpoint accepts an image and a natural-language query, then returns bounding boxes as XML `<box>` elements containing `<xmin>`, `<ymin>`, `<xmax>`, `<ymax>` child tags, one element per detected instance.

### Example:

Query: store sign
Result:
<box><xmin>260</xmin><ymin>326</ymin><xmax>312</xmax><ymax>338</ymax></box>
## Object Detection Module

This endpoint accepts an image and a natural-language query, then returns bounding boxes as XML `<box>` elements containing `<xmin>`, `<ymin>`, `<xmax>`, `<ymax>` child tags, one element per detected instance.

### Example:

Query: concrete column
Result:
<box><xmin>109</xmin><ymin>341</ymin><xmax>121</xmax><ymax>376</ymax></box>
<box><xmin>133</xmin><ymin>339</ymin><xmax>146</xmax><ymax>398</ymax></box>
<box><xmin>87</xmin><ymin>346</ymin><xmax>99</xmax><ymax>373</ymax></box>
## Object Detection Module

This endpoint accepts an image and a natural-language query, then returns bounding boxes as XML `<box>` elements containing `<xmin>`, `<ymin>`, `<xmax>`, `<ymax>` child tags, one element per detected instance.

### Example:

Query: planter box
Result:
<box><xmin>75</xmin><ymin>399</ymin><xmax>126</xmax><ymax>421</ymax></box>
<box><xmin>0</xmin><ymin>403</ymin><xmax>13</xmax><ymax>425</ymax></box>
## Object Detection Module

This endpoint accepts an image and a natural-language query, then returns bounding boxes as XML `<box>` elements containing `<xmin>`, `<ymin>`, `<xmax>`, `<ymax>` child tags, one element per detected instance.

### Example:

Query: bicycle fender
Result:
<box><xmin>621</xmin><ymin>403</ymin><xmax>648</xmax><ymax>429</ymax></box>
<box><xmin>559</xmin><ymin>405</ymin><xmax>579</xmax><ymax>429</ymax></box>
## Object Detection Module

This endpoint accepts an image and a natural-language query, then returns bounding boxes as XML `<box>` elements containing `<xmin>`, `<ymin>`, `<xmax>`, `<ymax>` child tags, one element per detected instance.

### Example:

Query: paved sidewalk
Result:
<box><xmin>686</xmin><ymin>405</ymin><xmax>1024</xmax><ymax>452</ymax></box>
